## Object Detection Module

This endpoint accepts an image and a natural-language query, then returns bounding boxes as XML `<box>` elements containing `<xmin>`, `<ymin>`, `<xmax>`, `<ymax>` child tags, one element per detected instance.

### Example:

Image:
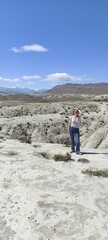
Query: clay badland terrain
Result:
<box><xmin>0</xmin><ymin>93</ymin><xmax>108</xmax><ymax>240</ymax></box>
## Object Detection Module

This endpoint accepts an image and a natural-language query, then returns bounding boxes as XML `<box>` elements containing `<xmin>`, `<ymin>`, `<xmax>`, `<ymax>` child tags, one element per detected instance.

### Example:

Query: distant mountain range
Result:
<box><xmin>0</xmin><ymin>83</ymin><xmax>108</xmax><ymax>95</ymax></box>
<box><xmin>0</xmin><ymin>87</ymin><xmax>46</xmax><ymax>94</ymax></box>
<box><xmin>45</xmin><ymin>82</ymin><xmax>108</xmax><ymax>95</ymax></box>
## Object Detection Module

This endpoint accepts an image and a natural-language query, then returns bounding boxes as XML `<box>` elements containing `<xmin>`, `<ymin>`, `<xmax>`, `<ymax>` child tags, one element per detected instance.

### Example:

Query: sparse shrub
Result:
<box><xmin>49</xmin><ymin>139</ymin><xmax>54</xmax><ymax>143</ymax></box>
<box><xmin>19</xmin><ymin>136</ymin><xmax>31</xmax><ymax>144</ymax></box>
<box><xmin>40</xmin><ymin>152</ymin><xmax>50</xmax><ymax>159</ymax></box>
<box><xmin>82</xmin><ymin>169</ymin><xmax>108</xmax><ymax>177</ymax></box>
<box><xmin>65</xmin><ymin>119</ymin><xmax>68</xmax><ymax>123</ymax></box>
<box><xmin>83</xmin><ymin>116</ymin><xmax>88</xmax><ymax>119</ymax></box>
<box><xmin>78</xmin><ymin>158</ymin><xmax>90</xmax><ymax>163</ymax></box>
<box><xmin>63</xmin><ymin>138</ymin><xmax>70</xmax><ymax>147</ymax></box>
<box><xmin>53</xmin><ymin>152</ymin><xmax>71</xmax><ymax>162</ymax></box>
<box><xmin>85</xmin><ymin>110</ymin><xmax>89</xmax><ymax>113</ymax></box>
<box><xmin>52</xmin><ymin>109</ymin><xmax>57</xmax><ymax>114</ymax></box>
<box><xmin>7</xmin><ymin>151</ymin><xmax>18</xmax><ymax>156</ymax></box>
<box><xmin>100</xmin><ymin>120</ymin><xmax>105</xmax><ymax>124</ymax></box>
<box><xmin>33</xmin><ymin>144</ymin><xmax>40</xmax><ymax>148</ymax></box>
<box><xmin>0</xmin><ymin>136</ymin><xmax>3</xmax><ymax>139</ymax></box>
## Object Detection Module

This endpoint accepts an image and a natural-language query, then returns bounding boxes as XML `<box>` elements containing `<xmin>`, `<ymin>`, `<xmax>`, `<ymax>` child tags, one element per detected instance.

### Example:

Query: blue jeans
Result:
<box><xmin>70</xmin><ymin>127</ymin><xmax>80</xmax><ymax>152</ymax></box>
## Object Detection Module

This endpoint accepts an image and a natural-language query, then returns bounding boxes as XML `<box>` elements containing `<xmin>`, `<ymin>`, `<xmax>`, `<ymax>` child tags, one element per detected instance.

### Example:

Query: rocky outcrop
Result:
<box><xmin>0</xmin><ymin>100</ymin><xmax>108</xmax><ymax>149</ymax></box>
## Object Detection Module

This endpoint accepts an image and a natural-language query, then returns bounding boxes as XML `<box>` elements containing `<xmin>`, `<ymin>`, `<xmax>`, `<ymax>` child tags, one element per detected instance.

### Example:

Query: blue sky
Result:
<box><xmin>0</xmin><ymin>0</ymin><xmax>108</xmax><ymax>90</ymax></box>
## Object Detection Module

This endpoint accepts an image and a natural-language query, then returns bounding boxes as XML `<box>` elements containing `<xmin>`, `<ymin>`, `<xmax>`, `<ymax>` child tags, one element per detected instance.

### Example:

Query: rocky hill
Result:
<box><xmin>46</xmin><ymin>82</ymin><xmax>108</xmax><ymax>95</ymax></box>
<box><xmin>0</xmin><ymin>94</ymin><xmax>108</xmax><ymax>149</ymax></box>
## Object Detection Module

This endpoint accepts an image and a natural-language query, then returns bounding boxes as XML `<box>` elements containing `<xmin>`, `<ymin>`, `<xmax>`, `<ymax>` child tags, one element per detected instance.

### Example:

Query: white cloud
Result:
<box><xmin>11</xmin><ymin>44</ymin><xmax>48</xmax><ymax>53</ymax></box>
<box><xmin>45</xmin><ymin>73</ymin><xmax>89</xmax><ymax>82</ymax></box>
<box><xmin>0</xmin><ymin>74</ymin><xmax>41</xmax><ymax>84</ymax></box>
<box><xmin>0</xmin><ymin>72</ymin><xmax>91</xmax><ymax>87</ymax></box>
<box><xmin>22</xmin><ymin>75</ymin><xmax>41</xmax><ymax>80</ymax></box>
<box><xmin>27</xmin><ymin>82</ymin><xmax>35</xmax><ymax>85</ymax></box>
<box><xmin>0</xmin><ymin>77</ymin><xmax>21</xmax><ymax>82</ymax></box>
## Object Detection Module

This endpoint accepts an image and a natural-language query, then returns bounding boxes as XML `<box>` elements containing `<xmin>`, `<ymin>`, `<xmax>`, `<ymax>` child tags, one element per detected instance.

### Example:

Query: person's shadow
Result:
<box><xmin>82</xmin><ymin>151</ymin><xmax>108</xmax><ymax>155</ymax></box>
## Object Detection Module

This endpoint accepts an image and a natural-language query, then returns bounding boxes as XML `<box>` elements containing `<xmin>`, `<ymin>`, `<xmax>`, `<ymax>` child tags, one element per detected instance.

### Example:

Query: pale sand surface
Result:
<box><xmin>0</xmin><ymin>139</ymin><xmax>108</xmax><ymax>240</ymax></box>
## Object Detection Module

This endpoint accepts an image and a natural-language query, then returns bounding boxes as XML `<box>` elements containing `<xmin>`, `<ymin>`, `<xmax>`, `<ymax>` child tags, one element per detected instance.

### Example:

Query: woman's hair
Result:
<box><xmin>73</xmin><ymin>108</ymin><xmax>79</xmax><ymax>115</ymax></box>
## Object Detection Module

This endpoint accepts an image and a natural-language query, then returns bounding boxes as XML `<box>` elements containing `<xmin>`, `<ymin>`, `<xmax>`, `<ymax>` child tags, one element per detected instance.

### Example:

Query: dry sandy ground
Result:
<box><xmin>0</xmin><ymin>139</ymin><xmax>108</xmax><ymax>240</ymax></box>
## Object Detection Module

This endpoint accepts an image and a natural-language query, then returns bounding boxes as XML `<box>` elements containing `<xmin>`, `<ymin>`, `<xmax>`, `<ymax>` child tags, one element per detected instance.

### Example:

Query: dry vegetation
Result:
<box><xmin>78</xmin><ymin>158</ymin><xmax>90</xmax><ymax>163</ymax></box>
<box><xmin>82</xmin><ymin>168</ymin><xmax>108</xmax><ymax>177</ymax></box>
<box><xmin>53</xmin><ymin>152</ymin><xmax>71</xmax><ymax>161</ymax></box>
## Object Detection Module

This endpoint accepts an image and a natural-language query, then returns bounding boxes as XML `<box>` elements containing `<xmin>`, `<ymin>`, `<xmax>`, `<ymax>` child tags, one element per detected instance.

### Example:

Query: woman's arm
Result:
<box><xmin>78</xmin><ymin>108</ymin><xmax>84</xmax><ymax>117</ymax></box>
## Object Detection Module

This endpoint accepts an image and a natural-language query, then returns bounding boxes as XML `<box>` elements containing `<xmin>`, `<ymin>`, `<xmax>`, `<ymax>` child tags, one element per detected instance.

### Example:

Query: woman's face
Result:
<box><xmin>74</xmin><ymin>110</ymin><xmax>79</xmax><ymax>116</ymax></box>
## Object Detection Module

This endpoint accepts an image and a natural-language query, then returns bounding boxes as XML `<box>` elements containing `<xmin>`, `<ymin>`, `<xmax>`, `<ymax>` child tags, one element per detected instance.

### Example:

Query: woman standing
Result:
<box><xmin>68</xmin><ymin>108</ymin><xmax>83</xmax><ymax>155</ymax></box>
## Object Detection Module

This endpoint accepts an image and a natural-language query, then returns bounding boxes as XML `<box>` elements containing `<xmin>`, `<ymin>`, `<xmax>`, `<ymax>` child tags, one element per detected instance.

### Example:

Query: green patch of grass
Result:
<box><xmin>82</xmin><ymin>169</ymin><xmax>108</xmax><ymax>177</ymax></box>
<box><xmin>53</xmin><ymin>152</ymin><xmax>71</xmax><ymax>162</ymax></box>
